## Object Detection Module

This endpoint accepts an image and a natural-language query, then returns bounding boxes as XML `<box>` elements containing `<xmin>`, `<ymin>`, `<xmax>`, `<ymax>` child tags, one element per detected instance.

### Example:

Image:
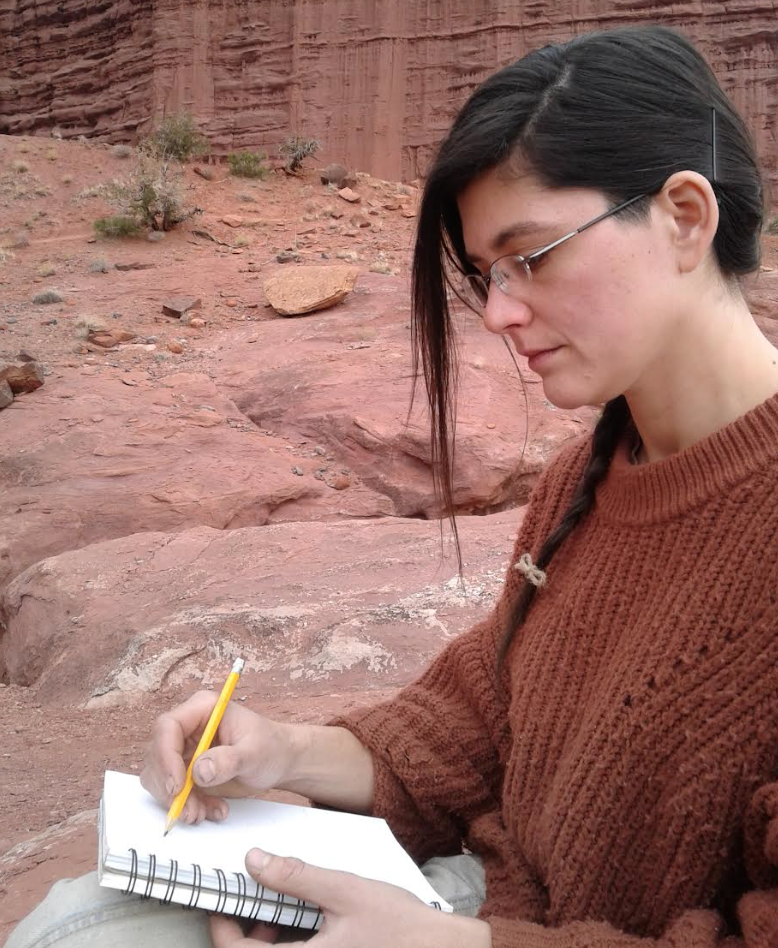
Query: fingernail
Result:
<box><xmin>214</xmin><ymin>805</ymin><xmax>227</xmax><ymax>822</ymax></box>
<box><xmin>165</xmin><ymin>776</ymin><xmax>176</xmax><ymax>796</ymax></box>
<box><xmin>246</xmin><ymin>848</ymin><xmax>270</xmax><ymax>873</ymax></box>
<box><xmin>196</xmin><ymin>757</ymin><xmax>215</xmax><ymax>784</ymax></box>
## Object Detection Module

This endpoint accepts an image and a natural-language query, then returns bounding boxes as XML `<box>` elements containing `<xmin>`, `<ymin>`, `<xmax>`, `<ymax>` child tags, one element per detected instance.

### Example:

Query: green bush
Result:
<box><xmin>94</xmin><ymin>215</ymin><xmax>142</xmax><ymax>238</ymax></box>
<box><xmin>103</xmin><ymin>152</ymin><xmax>202</xmax><ymax>232</ymax></box>
<box><xmin>227</xmin><ymin>150</ymin><xmax>270</xmax><ymax>179</ymax></box>
<box><xmin>280</xmin><ymin>136</ymin><xmax>320</xmax><ymax>173</ymax></box>
<box><xmin>144</xmin><ymin>113</ymin><xmax>209</xmax><ymax>162</ymax></box>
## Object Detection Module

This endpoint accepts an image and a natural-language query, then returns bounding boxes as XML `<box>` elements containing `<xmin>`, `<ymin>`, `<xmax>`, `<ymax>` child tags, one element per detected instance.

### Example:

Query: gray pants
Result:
<box><xmin>6</xmin><ymin>856</ymin><xmax>485</xmax><ymax>947</ymax></box>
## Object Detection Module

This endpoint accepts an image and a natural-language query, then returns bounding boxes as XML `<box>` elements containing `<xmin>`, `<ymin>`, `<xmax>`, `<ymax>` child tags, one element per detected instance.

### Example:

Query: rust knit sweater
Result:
<box><xmin>336</xmin><ymin>392</ymin><xmax>778</xmax><ymax>948</ymax></box>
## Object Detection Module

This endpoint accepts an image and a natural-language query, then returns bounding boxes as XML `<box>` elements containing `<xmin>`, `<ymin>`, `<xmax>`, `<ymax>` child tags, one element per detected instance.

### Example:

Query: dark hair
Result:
<box><xmin>410</xmin><ymin>26</ymin><xmax>765</xmax><ymax>665</ymax></box>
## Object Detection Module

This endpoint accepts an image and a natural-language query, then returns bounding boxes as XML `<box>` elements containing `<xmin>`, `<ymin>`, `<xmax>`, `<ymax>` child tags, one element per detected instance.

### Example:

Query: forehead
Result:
<box><xmin>456</xmin><ymin>168</ymin><xmax>597</xmax><ymax>262</ymax></box>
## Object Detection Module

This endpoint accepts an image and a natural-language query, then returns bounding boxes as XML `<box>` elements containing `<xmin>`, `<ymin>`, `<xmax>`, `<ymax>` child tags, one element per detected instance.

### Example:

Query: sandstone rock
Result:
<box><xmin>263</xmin><ymin>266</ymin><xmax>359</xmax><ymax>316</ymax></box>
<box><xmin>87</xmin><ymin>328</ymin><xmax>136</xmax><ymax>348</ymax></box>
<box><xmin>0</xmin><ymin>7</ymin><xmax>774</xmax><ymax>197</ymax></box>
<box><xmin>189</xmin><ymin>317</ymin><xmax>206</xmax><ymax>329</ymax></box>
<box><xmin>221</xmin><ymin>215</ymin><xmax>243</xmax><ymax>228</ymax></box>
<box><xmin>0</xmin><ymin>510</ymin><xmax>522</xmax><ymax>704</ymax></box>
<box><xmin>320</xmin><ymin>163</ymin><xmax>348</xmax><ymax>187</ymax></box>
<box><xmin>114</xmin><ymin>262</ymin><xmax>155</xmax><ymax>272</ymax></box>
<box><xmin>193</xmin><ymin>166</ymin><xmax>214</xmax><ymax>180</ymax></box>
<box><xmin>0</xmin><ymin>372</ymin><xmax>322</xmax><ymax>592</ymax></box>
<box><xmin>338</xmin><ymin>187</ymin><xmax>360</xmax><ymax>203</ymax></box>
<box><xmin>162</xmin><ymin>296</ymin><xmax>202</xmax><ymax>318</ymax></box>
<box><xmin>0</xmin><ymin>380</ymin><xmax>13</xmax><ymax>410</ymax></box>
<box><xmin>167</xmin><ymin>341</ymin><xmax>184</xmax><ymax>354</ymax></box>
<box><xmin>0</xmin><ymin>360</ymin><xmax>44</xmax><ymax>394</ymax></box>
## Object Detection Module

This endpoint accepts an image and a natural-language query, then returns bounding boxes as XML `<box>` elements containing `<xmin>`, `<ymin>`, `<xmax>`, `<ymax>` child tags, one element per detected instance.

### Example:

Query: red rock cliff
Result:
<box><xmin>0</xmin><ymin>1</ymin><xmax>775</xmax><ymax>190</ymax></box>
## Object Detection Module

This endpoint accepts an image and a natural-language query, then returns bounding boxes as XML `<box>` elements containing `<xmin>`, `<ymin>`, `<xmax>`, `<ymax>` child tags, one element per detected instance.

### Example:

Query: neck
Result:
<box><xmin>625</xmin><ymin>292</ymin><xmax>778</xmax><ymax>465</ymax></box>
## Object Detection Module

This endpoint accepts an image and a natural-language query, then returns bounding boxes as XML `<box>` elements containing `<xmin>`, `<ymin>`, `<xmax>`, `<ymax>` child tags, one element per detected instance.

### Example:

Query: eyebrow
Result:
<box><xmin>465</xmin><ymin>220</ymin><xmax>555</xmax><ymax>266</ymax></box>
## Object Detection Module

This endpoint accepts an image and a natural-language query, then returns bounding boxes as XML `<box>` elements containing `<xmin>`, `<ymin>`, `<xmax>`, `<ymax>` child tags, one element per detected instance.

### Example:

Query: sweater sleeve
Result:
<box><xmin>485</xmin><ymin>780</ymin><xmax>778</xmax><ymax>948</ymax></box>
<box><xmin>330</xmin><ymin>439</ymin><xmax>589</xmax><ymax>862</ymax></box>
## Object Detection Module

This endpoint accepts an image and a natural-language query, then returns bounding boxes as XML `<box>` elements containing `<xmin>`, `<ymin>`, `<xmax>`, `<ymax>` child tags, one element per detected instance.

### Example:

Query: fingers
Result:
<box><xmin>140</xmin><ymin>691</ymin><xmax>221</xmax><ymax>805</ymax></box>
<box><xmin>209</xmin><ymin>914</ymin><xmax>279</xmax><ymax>945</ymax></box>
<box><xmin>245</xmin><ymin>848</ymin><xmax>358</xmax><ymax>916</ymax></box>
<box><xmin>193</xmin><ymin>744</ymin><xmax>248</xmax><ymax>791</ymax></box>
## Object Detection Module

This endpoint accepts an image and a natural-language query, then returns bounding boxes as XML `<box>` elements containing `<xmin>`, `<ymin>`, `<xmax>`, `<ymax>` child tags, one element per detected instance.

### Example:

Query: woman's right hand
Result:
<box><xmin>140</xmin><ymin>690</ymin><xmax>302</xmax><ymax>825</ymax></box>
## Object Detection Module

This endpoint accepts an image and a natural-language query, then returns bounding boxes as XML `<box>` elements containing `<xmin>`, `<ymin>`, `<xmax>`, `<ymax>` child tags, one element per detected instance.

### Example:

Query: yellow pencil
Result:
<box><xmin>164</xmin><ymin>657</ymin><xmax>245</xmax><ymax>835</ymax></box>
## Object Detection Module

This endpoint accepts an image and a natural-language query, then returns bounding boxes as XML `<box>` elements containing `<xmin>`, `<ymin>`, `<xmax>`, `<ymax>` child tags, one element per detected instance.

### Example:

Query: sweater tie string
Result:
<box><xmin>514</xmin><ymin>553</ymin><xmax>547</xmax><ymax>588</ymax></box>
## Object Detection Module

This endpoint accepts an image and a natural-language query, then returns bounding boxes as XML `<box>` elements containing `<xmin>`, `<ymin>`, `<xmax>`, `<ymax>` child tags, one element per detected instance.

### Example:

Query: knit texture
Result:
<box><xmin>334</xmin><ymin>392</ymin><xmax>778</xmax><ymax>948</ymax></box>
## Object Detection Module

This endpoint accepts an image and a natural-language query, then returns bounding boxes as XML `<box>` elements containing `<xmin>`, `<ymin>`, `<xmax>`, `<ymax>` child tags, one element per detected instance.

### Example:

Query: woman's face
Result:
<box><xmin>456</xmin><ymin>167</ymin><xmax>684</xmax><ymax>410</ymax></box>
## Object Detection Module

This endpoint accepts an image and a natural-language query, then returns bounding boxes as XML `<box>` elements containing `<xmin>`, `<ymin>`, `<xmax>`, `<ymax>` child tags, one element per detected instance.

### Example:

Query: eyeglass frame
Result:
<box><xmin>459</xmin><ymin>192</ymin><xmax>649</xmax><ymax>313</ymax></box>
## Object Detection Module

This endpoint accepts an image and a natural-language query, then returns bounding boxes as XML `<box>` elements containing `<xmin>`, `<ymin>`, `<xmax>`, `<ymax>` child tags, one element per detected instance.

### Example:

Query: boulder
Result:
<box><xmin>337</xmin><ymin>187</ymin><xmax>361</xmax><ymax>203</ymax></box>
<box><xmin>0</xmin><ymin>379</ymin><xmax>13</xmax><ymax>409</ymax></box>
<box><xmin>263</xmin><ymin>266</ymin><xmax>359</xmax><ymax>316</ymax></box>
<box><xmin>0</xmin><ymin>360</ymin><xmax>45</xmax><ymax>394</ymax></box>
<box><xmin>162</xmin><ymin>296</ymin><xmax>202</xmax><ymax>318</ymax></box>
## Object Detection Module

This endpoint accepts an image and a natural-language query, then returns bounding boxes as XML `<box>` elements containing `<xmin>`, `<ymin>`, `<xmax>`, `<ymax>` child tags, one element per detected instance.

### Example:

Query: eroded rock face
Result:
<box><xmin>0</xmin><ymin>2</ymin><xmax>775</xmax><ymax>189</ymax></box>
<box><xmin>0</xmin><ymin>510</ymin><xmax>523</xmax><ymax>705</ymax></box>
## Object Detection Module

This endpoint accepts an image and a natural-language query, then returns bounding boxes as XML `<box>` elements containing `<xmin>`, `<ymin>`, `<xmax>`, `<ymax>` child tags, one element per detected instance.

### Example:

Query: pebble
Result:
<box><xmin>291</xmin><ymin>466</ymin><xmax>304</xmax><ymax>476</ymax></box>
<box><xmin>167</xmin><ymin>341</ymin><xmax>184</xmax><ymax>354</ymax></box>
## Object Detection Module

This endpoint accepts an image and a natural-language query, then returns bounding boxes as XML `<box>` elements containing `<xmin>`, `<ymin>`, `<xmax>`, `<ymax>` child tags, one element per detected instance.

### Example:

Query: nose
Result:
<box><xmin>481</xmin><ymin>283</ymin><xmax>533</xmax><ymax>336</ymax></box>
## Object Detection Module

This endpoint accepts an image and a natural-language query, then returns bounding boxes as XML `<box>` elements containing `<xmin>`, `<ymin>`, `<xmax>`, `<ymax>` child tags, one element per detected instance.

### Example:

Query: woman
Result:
<box><xmin>9</xmin><ymin>24</ymin><xmax>778</xmax><ymax>948</ymax></box>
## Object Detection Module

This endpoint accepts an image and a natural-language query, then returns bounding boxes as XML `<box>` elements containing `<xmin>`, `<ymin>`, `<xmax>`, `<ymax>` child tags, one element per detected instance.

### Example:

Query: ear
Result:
<box><xmin>653</xmin><ymin>171</ymin><xmax>719</xmax><ymax>274</ymax></box>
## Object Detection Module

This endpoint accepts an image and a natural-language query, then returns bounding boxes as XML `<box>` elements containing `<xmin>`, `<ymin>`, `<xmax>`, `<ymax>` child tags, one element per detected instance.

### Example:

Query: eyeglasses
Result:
<box><xmin>459</xmin><ymin>193</ymin><xmax>648</xmax><ymax>313</ymax></box>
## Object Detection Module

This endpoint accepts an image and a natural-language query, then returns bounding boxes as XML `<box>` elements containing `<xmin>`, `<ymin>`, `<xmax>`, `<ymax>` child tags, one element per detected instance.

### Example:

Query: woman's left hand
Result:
<box><xmin>209</xmin><ymin>848</ymin><xmax>492</xmax><ymax>948</ymax></box>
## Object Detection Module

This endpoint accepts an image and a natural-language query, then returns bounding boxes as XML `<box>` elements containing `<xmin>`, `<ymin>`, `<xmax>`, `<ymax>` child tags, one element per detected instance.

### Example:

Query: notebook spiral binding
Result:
<box><xmin>122</xmin><ymin>849</ymin><xmax>311</xmax><ymax>926</ymax></box>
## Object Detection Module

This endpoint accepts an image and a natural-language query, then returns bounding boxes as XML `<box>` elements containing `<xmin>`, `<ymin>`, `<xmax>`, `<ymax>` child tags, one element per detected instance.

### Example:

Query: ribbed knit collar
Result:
<box><xmin>596</xmin><ymin>391</ymin><xmax>778</xmax><ymax>524</ymax></box>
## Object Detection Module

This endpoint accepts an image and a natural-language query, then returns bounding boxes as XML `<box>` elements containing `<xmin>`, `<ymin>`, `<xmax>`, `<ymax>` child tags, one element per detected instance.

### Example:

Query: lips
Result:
<box><xmin>519</xmin><ymin>346</ymin><xmax>560</xmax><ymax>359</ymax></box>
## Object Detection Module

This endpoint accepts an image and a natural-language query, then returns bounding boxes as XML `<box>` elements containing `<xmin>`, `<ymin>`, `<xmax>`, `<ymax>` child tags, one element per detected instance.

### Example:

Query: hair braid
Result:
<box><xmin>497</xmin><ymin>396</ymin><xmax>632</xmax><ymax>670</ymax></box>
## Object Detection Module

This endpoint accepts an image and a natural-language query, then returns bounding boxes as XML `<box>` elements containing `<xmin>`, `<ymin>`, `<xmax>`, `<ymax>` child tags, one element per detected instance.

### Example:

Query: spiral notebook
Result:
<box><xmin>98</xmin><ymin>771</ymin><xmax>451</xmax><ymax>928</ymax></box>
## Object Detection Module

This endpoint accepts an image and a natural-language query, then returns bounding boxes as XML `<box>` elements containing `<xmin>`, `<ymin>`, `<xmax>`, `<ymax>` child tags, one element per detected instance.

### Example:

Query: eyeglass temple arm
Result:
<box><xmin>530</xmin><ymin>193</ymin><xmax>648</xmax><ymax>259</ymax></box>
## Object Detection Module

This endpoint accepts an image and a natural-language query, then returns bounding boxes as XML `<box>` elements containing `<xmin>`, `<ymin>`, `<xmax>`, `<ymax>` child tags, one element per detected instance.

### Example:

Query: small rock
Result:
<box><xmin>402</xmin><ymin>209</ymin><xmax>417</xmax><ymax>218</ymax></box>
<box><xmin>0</xmin><ymin>380</ymin><xmax>13</xmax><ymax>410</ymax></box>
<box><xmin>326</xmin><ymin>472</ymin><xmax>351</xmax><ymax>491</ymax></box>
<box><xmin>189</xmin><ymin>318</ymin><xmax>206</xmax><ymax>329</ymax></box>
<box><xmin>168</xmin><ymin>341</ymin><xmax>184</xmax><ymax>354</ymax></box>
<box><xmin>16</xmin><ymin>350</ymin><xmax>36</xmax><ymax>363</ymax></box>
<box><xmin>88</xmin><ymin>329</ymin><xmax>136</xmax><ymax>349</ymax></box>
<box><xmin>382</xmin><ymin>200</ymin><xmax>401</xmax><ymax>211</ymax></box>
<box><xmin>6</xmin><ymin>317</ymin><xmax>17</xmax><ymax>325</ymax></box>
<box><xmin>277</xmin><ymin>250</ymin><xmax>301</xmax><ymax>264</ymax></box>
<box><xmin>320</xmin><ymin>164</ymin><xmax>348</xmax><ymax>187</ymax></box>
<box><xmin>193</xmin><ymin>166</ymin><xmax>215</xmax><ymax>181</ymax></box>
<box><xmin>114</xmin><ymin>262</ymin><xmax>155</xmax><ymax>271</ymax></box>
<box><xmin>338</xmin><ymin>187</ymin><xmax>361</xmax><ymax>204</ymax></box>
<box><xmin>486</xmin><ymin>422</ymin><xmax>496</xmax><ymax>429</ymax></box>
<box><xmin>221</xmin><ymin>215</ymin><xmax>243</xmax><ymax>228</ymax></box>
<box><xmin>291</xmin><ymin>466</ymin><xmax>304</xmax><ymax>476</ymax></box>
<box><xmin>225</xmin><ymin>299</ymin><xmax>239</xmax><ymax>308</ymax></box>
<box><xmin>147</xmin><ymin>231</ymin><xmax>165</xmax><ymax>243</ymax></box>
<box><xmin>162</xmin><ymin>296</ymin><xmax>202</xmax><ymax>318</ymax></box>
<box><xmin>0</xmin><ymin>360</ymin><xmax>44</xmax><ymax>394</ymax></box>
<box><xmin>0</xmin><ymin>324</ymin><xmax>8</xmax><ymax>331</ymax></box>
<box><xmin>313</xmin><ymin>445</ymin><xmax>326</xmax><ymax>456</ymax></box>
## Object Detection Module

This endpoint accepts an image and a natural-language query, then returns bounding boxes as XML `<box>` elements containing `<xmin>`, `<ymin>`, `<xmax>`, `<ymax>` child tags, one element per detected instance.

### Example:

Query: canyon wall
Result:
<box><xmin>0</xmin><ymin>0</ymin><xmax>776</xmax><ymax>189</ymax></box>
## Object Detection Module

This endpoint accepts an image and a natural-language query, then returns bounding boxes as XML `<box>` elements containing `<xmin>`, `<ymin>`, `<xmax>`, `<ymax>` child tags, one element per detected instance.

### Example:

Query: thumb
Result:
<box><xmin>245</xmin><ymin>848</ymin><xmax>356</xmax><ymax>914</ymax></box>
<box><xmin>192</xmin><ymin>745</ymin><xmax>245</xmax><ymax>788</ymax></box>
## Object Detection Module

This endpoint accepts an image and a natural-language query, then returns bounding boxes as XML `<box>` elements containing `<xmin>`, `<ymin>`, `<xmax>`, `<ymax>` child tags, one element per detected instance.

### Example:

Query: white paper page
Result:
<box><xmin>101</xmin><ymin>771</ymin><xmax>450</xmax><ymax>910</ymax></box>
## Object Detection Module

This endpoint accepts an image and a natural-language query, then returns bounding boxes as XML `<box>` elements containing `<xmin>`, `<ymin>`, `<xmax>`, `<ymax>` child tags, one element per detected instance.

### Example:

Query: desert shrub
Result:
<box><xmin>112</xmin><ymin>144</ymin><xmax>133</xmax><ymax>159</ymax></box>
<box><xmin>32</xmin><ymin>289</ymin><xmax>63</xmax><ymax>304</ymax></box>
<box><xmin>10</xmin><ymin>230</ymin><xmax>30</xmax><ymax>248</ymax></box>
<box><xmin>12</xmin><ymin>160</ymin><xmax>28</xmax><ymax>173</ymax></box>
<box><xmin>18</xmin><ymin>142</ymin><xmax>30</xmax><ymax>154</ymax></box>
<box><xmin>0</xmin><ymin>248</ymin><xmax>13</xmax><ymax>267</ymax></box>
<box><xmin>227</xmin><ymin>150</ymin><xmax>270</xmax><ymax>179</ymax></box>
<box><xmin>233</xmin><ymin>234</ymin><xmax>250</xmax><ymax>248</ymax></box>
<box><xmin>75</xmin><ymin>183</ymin><xmax>104</xmax><ymax>200</ymax></box>
<box><xmin>89</xmin><ymin>258</ymin><xmax>112</xmax><ymax>272</ymax></box>
<box><xmin>144</xmin><ymin>113</ymin><xmax>209</xmax><ymax>162</ymax></box>
<box><xmin>46</xmin><ymin>148</ymin><xmax>57</xmax><ymax>161</ymax></box>
<box><xmin>766</xmin><ymin>216</ymin><xmax>778</xmax><ymax>236</ymax></box>
<box><xmin>61</xmin><ymin>174</ymin><xmax>73</xmax><ymax>185</ymax></box>
<box><xmin>237</xmin><ymin>192</ymin><xmax>257</xmax><ymax>203</ymax></box>
<box><xmin>103</xmin><ymin>151</ymin><xmax>202</xmax><ymax>232</ymax></box>
<box><xmin>94</xmin><ymin>215</ymin><xmax>142</xmax><ymax>238</ymax></box>
<box><xmin>280</xmin><ymin>136</ymin><xmax>320</xmax><ymax>173</ymax></box>
<box><xmin>37</xmin><ymin>262</ymin><xmax>56</xmax><ymax>277</ymax></box>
